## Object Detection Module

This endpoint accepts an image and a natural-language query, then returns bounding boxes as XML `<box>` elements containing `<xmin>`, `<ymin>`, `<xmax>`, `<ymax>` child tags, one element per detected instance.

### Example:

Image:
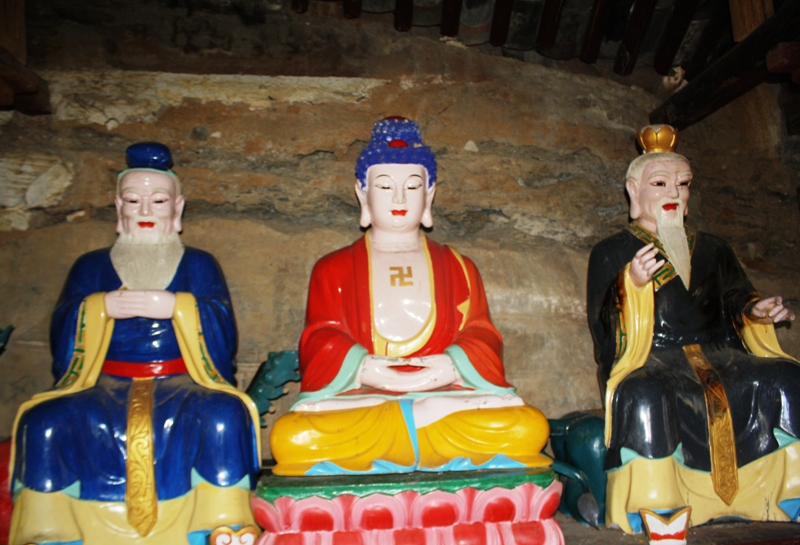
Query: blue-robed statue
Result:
<box><xmin>9</xmin><ymin>143</ymin><xmax>261</xmax><ymax>544</ymax></box>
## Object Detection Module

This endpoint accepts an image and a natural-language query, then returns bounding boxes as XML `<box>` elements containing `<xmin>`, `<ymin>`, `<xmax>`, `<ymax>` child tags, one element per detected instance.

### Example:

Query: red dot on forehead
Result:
<box><xmin>388</xmin><ymin>139</ymin><xmax>409</xmax><ymax>148</ymax></box>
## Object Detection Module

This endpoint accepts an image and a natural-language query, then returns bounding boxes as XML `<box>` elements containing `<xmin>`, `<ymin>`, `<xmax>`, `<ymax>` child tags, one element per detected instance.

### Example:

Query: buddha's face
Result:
<box><xmin>627</xmin><ymin>159</ymin><xmax>692</xmax><ymax>233</ymax></box>
<box><xmin>115</xmin><ymin>170</ymin><xmax>185</xmax><ymax>237</ymax></box>
<box><xmin>357</xmin><ymin>163</ymin><xmax>435</xmax><ymax>234</ymax></box>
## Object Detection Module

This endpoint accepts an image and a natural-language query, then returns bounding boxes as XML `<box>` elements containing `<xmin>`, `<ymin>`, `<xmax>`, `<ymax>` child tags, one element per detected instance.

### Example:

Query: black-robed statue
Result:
<box><xmin>587</xmin><ymin>125</ymin><xmax>800</xmax><ymax>534</ymax></box>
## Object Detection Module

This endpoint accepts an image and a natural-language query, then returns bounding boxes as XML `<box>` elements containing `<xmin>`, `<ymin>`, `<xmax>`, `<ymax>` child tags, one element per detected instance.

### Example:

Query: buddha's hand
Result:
<box><xmin>104</xmin><ymin>289</ymin><xmax>176</xmax><ymax>320</ymax></box>
<box><xmin>746</xmin><ymin>296</ymin><xmax>796</xmax><ymax>325</ymax></box>
<box><xmin>359</xmin><ymin>354</ymin><xmax>459</xmax><ymax>392</ymax></box>
<box><xmin>629</xmin><ymin>243</ymin><xmax>665</xmax><ymax>288</ymax></box>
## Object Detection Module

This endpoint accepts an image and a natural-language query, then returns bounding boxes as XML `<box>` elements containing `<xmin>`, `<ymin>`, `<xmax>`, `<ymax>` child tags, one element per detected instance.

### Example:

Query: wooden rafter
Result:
<box><xmin>653</xmin><ymin>0</ymin><xmax>701</xmax><ymax>75</ymax></box>
<box><xmin>650</xmin><ymin>0</ymin><xmax>800</xmax><ymax>129</ymax></box>
<box><xmin>614</xmin><ymin>0</ymin><xmax>658</xmax><ymax>75</ymax></box>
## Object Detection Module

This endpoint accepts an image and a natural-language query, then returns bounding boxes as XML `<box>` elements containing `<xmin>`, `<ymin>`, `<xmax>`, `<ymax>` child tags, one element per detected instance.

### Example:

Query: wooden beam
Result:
<box><xmin>729</xmin><ymin>0</ymin><xmax>773</xmax><ymax>42</ymax></box>
<box><xmin>0</xmin><ymin>45</ymin><xmax>38</xmax><ymax>94</ymax></box>
<box><xmin>0</xmin><ymin>80</ymin><xmax>13</xmax><ymax>107</ymax></box>
<box><xmin>0</xmin><ymin>0</ymin><xmax>25</xmax><ymax>65</ymax></box>
<box><xmin>490</xmin><ymin>0</ymin><xmax>514</xmax><ymax>46</ymax></box>
<box><xmin>683</xmin><ymin>0</ymin><xmax>730</xmax><ymax>80</ymax></box>
<box><xmin>649</xmin><ymin>0</ymin><xmax>800</xmax><ymax>129</ymax></box>
<box><xmin>441</xmin><ymin>0</ymin><xmax>462</xmax><ymax>36</ymax></box>
<box><xmin>537</xmin><ymin>0</ymin><xmax>566</xmax><ymax>50</ymax></box>
<box><xmin>614</xmin><ymin>0</ymin><xmax>658</xmax><ymax>75</ymax></box>
<box><xmin>10</xmin><ymin>72</ymin><xmax>51</xmax><ymax>115</ymax></box>
<box><xmin>394</xmin><ymin>0</ymin><xmax>414</xmax><ymax>31</ymax></box>
<box><xmin>580</xmin><ymin>0</ymin><xmax>615</xmax><ymax>63</ymax></box>
<box><xmin>653</xmin><ymin>0</ymin><xmax>701</xmax><ymax>75</ymax></box>
<box><xmin>767</xmin><ymin>42</ymin><xmax>800</xmax><ymax>73</ymax></box>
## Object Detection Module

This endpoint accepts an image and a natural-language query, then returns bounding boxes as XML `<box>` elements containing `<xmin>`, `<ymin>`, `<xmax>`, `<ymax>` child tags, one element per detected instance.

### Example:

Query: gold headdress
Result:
<box><xmin>637</xmin><ymin>125</ymin><xmax>679</xmax><ymax>153</ymax></box>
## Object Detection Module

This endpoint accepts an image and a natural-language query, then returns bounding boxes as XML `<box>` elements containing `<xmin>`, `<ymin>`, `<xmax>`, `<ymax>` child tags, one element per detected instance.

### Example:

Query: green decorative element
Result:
<box><xmin>773</xmin><ymin>428</ymin><xmax>799</xmax><ymax>449</ymax></box>
<box><xmin>246</xmin><ymin>350</ymin><xmax>300</xmax><ymax>424</ymax></box>
<box><xmin>256</xmin><ymin>467</ymin><xmax>556</xmax><ymax>502</ymax></box>
<box><xmin>0</xmin><ymin>325</ymin><xmax>14</xmax><ymax>350</ymax></box>
<box><xmin>195</xmin><ymin>304</ymin><xmax>224</xmax><ymax>384</ymax></box>
<box><xmin>58</xmin><ymin>302</ymin><xmax>88</xmax><ymax>389</ymax></box>
<box><xmin>445</xmin><ymin>345</ymin><xmax>517</xmax><ymax>396</ymax></box>
<box><xmin>613</xmin><ymin>280</ymin><xmax>627</xmax><ymax>362</ymax></box>
<box><xmin>295</xmin><ymin>344</ymin><xmax>366</xmax><ymax>407</ymax></box>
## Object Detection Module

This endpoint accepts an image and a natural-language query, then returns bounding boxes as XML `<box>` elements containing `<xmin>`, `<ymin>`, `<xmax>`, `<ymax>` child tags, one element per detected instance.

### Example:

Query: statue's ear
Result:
<box><xmin>421</xmin><ymin>184</ymin><xmax>436</xmax><ymax>228</ymax></box>
<box><xmin>173</xmin><ymin>195</ymin><xmax>186</xmax><ymax>234</ymax></box>
<box><xmin>115</xmin><ymin>195</ymin><xmax>124</xmax><ymax>234</ymax></box>
<box><xmin>355</xmin><ymin>183</ymin><xmax>372</xmax><ymax>228</ymax></box>
<box><xmin>626</xmin><ymin>178</ymin><xmax>641</xmax><ymax>220</ymax></box>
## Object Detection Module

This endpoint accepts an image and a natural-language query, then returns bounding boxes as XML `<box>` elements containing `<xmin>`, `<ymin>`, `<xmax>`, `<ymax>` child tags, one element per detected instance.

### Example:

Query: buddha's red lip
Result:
<box><xmin>391</xmin><ymin>210</ymin><xmax>407</xmax><ymax>216</ymax></box>
<box><xmin>138</xmin><ymin>221</ymin><xmax>156</xmax><ymax>228</ymax></box>
<box><xmin>662</xmin><ymin>203</ymin><xmax>679</xmax><ymax>211</ymax></box>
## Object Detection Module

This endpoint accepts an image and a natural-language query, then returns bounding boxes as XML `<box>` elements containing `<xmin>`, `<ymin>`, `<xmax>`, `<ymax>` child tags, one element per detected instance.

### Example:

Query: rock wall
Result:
<box><xmin>1</xmin><ymin>3</ymin><xmax>798</xmax><ymax>458</ymax></box>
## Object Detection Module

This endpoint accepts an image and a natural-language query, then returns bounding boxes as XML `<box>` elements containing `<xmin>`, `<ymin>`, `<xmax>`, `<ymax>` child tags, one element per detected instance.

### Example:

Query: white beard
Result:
<box><xmin>655</xmin><ymin>200</ymin><xmax>691</xmax><ymax>290</ymax></box>
<box><xmin>110</xmin><ymin>231</ymin><xmax>184</xmax><ymax>290</ymax></box>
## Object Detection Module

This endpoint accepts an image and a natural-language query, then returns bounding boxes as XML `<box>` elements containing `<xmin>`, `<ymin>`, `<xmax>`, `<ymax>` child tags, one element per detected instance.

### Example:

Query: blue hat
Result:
<box><xmin>117</xmin><ymin>142</ymin><xmax>179</xmax><ymax>181</ymax></box>
<box><xmin>356</xmin><ymin>117</ymin><xmax>437</xmax><ymax>189</ymax></box>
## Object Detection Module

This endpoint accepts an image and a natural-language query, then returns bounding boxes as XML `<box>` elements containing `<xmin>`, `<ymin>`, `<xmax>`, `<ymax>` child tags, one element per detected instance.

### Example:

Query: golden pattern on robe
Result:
<box><xmin>126</xmin><ymin>377</ymin><xmax>158</xmax><ymax>535</ymax></box>
<box><xmin>684</xmin><ymin>344</ymin><xmax>738</xmax><ymax>504</ymax></box>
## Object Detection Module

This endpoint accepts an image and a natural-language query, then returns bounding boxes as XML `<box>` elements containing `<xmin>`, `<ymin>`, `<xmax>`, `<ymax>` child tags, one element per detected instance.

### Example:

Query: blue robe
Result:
<box><xmin>13</xmin><ymin>247</ymin><xmax>259</xmax><ymax>502</ymax></box>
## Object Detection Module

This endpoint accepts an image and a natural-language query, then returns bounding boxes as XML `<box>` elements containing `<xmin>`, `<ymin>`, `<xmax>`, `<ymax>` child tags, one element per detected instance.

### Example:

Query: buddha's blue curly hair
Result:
<box><xmin>356</xmin><ymin>117</ymin><xmax>437</xmax><ymax>189</ymax></box>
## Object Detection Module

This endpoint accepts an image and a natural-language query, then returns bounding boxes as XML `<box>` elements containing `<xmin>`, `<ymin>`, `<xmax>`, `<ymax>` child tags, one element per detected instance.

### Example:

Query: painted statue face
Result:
<box><xmin>627</xmin><ymin>159</ymin><xmax>692</xmax><ymax>233</ymax></box>
<box><xmin>115</xmin><ymin>170</ymin><xmax>185</xmax><ymax>237</ymax></box>
<box><xmin>357</xmin><ymin>163</ymin><xmax>435</xmax><ymax>234</ymax></box>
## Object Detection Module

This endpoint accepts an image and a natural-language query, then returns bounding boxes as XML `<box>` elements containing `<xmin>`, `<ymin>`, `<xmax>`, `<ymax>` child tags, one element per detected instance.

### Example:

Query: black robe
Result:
<box><xmin>587</xmin><ymin>226</ymin><xmax>800</xmax><ymax>471</ymax></box>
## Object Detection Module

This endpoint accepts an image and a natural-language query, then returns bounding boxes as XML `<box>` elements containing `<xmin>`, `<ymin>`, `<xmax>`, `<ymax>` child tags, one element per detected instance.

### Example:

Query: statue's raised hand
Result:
<box><xmin>747</xmin><ymin>296</ymin><xmax>796</xmax><ymax>325</ymax></box>
<box><xmin>629</xmin><ymin>243</ymin><xmax>665</xmax><ymax>288</ymax></box>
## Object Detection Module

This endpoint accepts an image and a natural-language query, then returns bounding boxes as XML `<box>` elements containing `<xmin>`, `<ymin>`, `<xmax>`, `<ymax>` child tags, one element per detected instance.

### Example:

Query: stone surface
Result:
<box><xmin>0</xmin><ymin>2</ymin><xmax>798</xmax><ymax>471</ymax></box>
<box><xmin>0</xmin><ymin>152</ymin><xmax>73</xmax><ymax>230</ymax></box>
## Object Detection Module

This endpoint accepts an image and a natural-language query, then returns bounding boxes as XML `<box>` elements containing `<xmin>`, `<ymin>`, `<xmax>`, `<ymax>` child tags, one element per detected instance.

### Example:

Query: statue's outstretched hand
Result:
<box><xmin>359</xmin><ymin>354</ymin><xmax>458</xmax><ymax>392</ymax></box>
<box><xmin>104</xmin><ymin>290</ymin><xmax>176</xmax><ymax>320</ymax></box>
<box><xmin>630</xmin><ymin>243</ymin><xmax>665</xmax><ymax>288</ymax></box>
<box><xmin>747</xmin><ymin>296</ymin><xmax>796</xmax><ymax>325</ymax></box>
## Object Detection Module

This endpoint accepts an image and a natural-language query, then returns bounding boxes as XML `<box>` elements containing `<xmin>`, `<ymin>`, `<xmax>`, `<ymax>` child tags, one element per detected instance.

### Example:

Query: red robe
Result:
<box><xmin>299</xmin><ymin>236</ymin><xmax>509</xmax><ymax>393</ymax></box>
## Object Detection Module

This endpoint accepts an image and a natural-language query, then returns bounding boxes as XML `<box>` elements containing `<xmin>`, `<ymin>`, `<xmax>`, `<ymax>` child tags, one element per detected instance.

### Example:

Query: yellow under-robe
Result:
<box><xmin>271</xmin><ymin>402</ymin><xmax>550</xmax><ymax>476</ymax></box>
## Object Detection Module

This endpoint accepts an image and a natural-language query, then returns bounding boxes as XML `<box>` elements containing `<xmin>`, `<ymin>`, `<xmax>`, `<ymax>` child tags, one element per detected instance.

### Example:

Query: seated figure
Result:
<box><xmin>587</xmin><ymin>125</ymin><xmax>800</xmax><ymax>534</ymax></box>
<box><xmin>271</xmin><ymin>117</ymin><xmax>549</xmax><ymax>476</ymax></box>
<box><xmin>10</xmin><ymin>143</ymin><xmax>260</xmax><ymax>544</ymax></box>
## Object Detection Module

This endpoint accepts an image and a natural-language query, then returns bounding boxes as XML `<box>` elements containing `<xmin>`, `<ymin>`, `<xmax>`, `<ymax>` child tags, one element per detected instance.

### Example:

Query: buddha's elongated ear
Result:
<box><xmin>355</xmin><ymin>182</ymin><xmax>372</xmax><ymax>228</ymax></box>
<box><xmin>421</xmin><ymin>184</ymin><xmax>435</xmax><ymax>228</ymax></box>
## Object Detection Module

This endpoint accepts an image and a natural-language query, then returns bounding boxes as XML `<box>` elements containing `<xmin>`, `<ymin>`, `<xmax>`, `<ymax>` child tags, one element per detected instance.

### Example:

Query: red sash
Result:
<box><xmin>103</xmin><ymin>357</ymin><xmax>187</xmax><ymax>378</ymax></box>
